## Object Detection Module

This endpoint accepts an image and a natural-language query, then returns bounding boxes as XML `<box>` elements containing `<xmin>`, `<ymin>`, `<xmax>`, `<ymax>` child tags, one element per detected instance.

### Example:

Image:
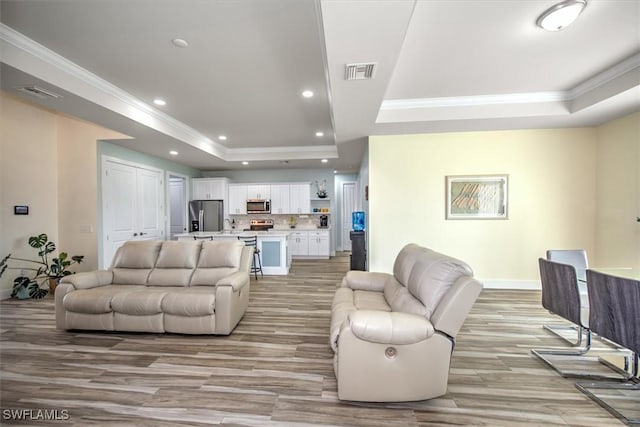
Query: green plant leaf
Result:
<box><xmin>38</xmin><ymin>241</ymin><xmax>56</xmax><ymax>257</ymax></box>
<box><xmin>13</xmin><ymin>276</ymin><xmax>32</xmax><ymax>289</ymax></box>
<box><xmin>0</xmin><ymin>264</ymin><xmax>7</xmax><ymax>278</ymax></box>
<box><xmin>72</xmin><ymin>255</ymin><xmax>84</xmax><ymax>263</ymax></box>
<box><xmin>28</xmin><ymin>284</ymin><xmax>48</xmax><ymax>299</ymax></box>
<box><xmin>58</xmin><ymin>252</ymin><xmax>68</xmax><ymax>261</ymax></box>
<box><xmin>28</xmin><ymin>234</ymin><xmax>48</xmax><ymax>249</ymax></box>
<box><xmin>0</xmin><ymin>254</ymin><xmax>10</xmax><ymax>268</ymax></box>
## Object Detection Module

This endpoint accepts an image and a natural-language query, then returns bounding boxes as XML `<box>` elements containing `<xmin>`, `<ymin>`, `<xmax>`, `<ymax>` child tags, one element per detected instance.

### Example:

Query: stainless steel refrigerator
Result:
<box><xmin>189</xmin><ymin>200</ymin><xmax>223</xmax><ymax>232</ymax></box>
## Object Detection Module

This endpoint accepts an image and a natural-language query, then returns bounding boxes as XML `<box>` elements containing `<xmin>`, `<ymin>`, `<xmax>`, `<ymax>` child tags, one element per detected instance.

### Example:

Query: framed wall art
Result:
<box><xmin>445</xmin><ymin>175</ymin><xmax>508</xmax><ymax>220</ymax></box>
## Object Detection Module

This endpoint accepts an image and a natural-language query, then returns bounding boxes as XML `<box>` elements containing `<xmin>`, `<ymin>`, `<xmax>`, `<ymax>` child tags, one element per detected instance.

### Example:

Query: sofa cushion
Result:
<box><xmin>111</xmin><ymin>240</ymin><xmax>162</xmax><ymax>269</ymax></box>
<box><xmin>155</xmin><ymin>240</ymin><xmax>201</xmax><ymax>268</ymax></box>
<box><xmin>111</xmin><ymin>287</ymin><xmax>180</xmax><ymax>315</ymax></box>
<box><xmin>162</xmin><ymin>288</ymin><xmax>216</xmax><ymax>316</ymax></box>
<box><xmin>63</xmin><ymin>285</ymin><xmax>144</xmax><ymax>314</ymax></box>
<box><xmin>354</xmin><ymin>290</ymin><xmax>391</xmax><ymax>312</ymax></box>
<box><xmin>112</xmin><ymin>240</ymin><xmax>163</xmax><ymax>285</ymax></box>
<box><xmin>197</xmin><ymin>240</ymin><xmax>243</xmax><ymax>268</ymax></box>
<box><xmin>384</xmin><ymin>279</ymin><xmax>427</xmax><ymax>317</ymax></box>
<box><xmin>190</xmin><ymin>268</ymin><xmax>239</xmax><ymax>286</ymax></box>
<box><xmin>404</xmin><ymin>247</ymin><xmax>473</xmax><ymax>318</ymax></box>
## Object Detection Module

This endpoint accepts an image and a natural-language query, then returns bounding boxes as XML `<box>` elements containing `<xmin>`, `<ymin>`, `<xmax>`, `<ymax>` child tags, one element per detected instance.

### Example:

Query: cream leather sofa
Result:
<box><xmin>55</xmin><ymin>239</ymin><xmax>252</xmax><ymax>335</ymax></box>
<box><xmin>330</xmin><ymin>244</ymin><xmax>483</xmax><ymax>402</ymax></box>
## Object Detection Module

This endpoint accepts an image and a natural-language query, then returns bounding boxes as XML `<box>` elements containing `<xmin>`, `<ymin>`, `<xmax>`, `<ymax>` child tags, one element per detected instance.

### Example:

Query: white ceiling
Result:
<box><xmin>1</xmin><ymin>0</ymin><xmax>639</xmax><ymax>173</ymax></box>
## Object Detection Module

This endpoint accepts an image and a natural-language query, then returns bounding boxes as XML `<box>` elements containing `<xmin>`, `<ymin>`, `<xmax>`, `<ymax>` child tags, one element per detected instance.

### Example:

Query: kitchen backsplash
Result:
<box><xmin>228</xmin><ymin>214</ymin><xmax>329</xmax><ymax>230</ymax></box>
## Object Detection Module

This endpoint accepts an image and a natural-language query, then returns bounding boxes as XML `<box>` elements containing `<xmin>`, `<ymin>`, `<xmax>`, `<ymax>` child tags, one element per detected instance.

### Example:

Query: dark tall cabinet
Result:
<box><xmin>350</xmin><ymin>231</ymin><xmax>366</xmax><ymax>271</ymax></box>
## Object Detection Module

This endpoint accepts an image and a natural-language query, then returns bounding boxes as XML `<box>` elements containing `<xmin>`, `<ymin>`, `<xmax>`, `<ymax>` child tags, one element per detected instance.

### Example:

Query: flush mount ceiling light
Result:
<box><xmin>218</xmin><ymin>135</ymin><xmax>227</xmax><ymax>141</ymax></box>
<box><xmin>302</xmin><ymin>90</ymin><xmax>314</xmax><ymax>98</ymax></box>
<box><xmin>169</xmin><ymin>150</ymin><xmax>178</xmax><ymax>156</ymax></box>
<box><xmin>536</xmin><ymin>0</ymin><xmax>587</xmax><ymax>31</ymax></box>
<box><xmin>172</xmin><ymin>38</ymin><xmax>188</xmax><ymax>48</ymax></box>
<box><xmin>153</xmin><ymin>98</ymin><xmax>166</xmax><ymax>106</ymax></box>
<box><xmin>315</xmin><ymin>131</ymin><xmax>324</xmax><ymax>137</ymax></box>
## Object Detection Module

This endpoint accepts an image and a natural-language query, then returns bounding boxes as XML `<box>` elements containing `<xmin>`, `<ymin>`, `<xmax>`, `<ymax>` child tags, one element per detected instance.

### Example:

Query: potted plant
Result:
<box><xmin>315</xmin><ymin>180</ymin><xmax>328</xmax><ymax>198</ymax></box>
<box><xmin>0</xmin><ymin>233</ymin><xmax>84</xmax><ymax>299</ymax></box>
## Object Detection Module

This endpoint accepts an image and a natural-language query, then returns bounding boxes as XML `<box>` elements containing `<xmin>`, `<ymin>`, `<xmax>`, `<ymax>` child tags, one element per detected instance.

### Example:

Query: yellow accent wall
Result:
<box><xmin>595</xmin><ymin>112</ymin><xmax>640</xmax><ymax>267</ymax></box>
<box><xmin>369</xmin><ymin>127</ymin><xmax>602</xmax><ymax>284</ymax></box>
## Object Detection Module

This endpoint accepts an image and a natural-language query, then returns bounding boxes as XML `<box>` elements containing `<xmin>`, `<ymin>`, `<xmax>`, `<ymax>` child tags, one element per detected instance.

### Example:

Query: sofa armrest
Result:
<box><xmin>59</xmin><ymin>270</ymin><xmax>113</xmax><ymax>290</ymax></box>
<box><xmin>216</xmin><ymin>271</ymin><xmax>249</xmax><ymax>292</ymax></box>
<box><xmin>341</xmin><ymin>271</ymin><xmax>391</xmax><ymax>292</ymax></box>
<box><xmin>346</xmin><ymin>310</ymin><xmax>434</xmax><ymax>345</ymax></box>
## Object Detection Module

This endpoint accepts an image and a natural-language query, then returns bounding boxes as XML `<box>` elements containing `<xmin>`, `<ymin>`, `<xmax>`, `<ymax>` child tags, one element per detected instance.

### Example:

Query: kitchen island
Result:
<box><xmin>175</xmin><ymin>230</ymin><xmax>292</xmax><ymax>275</ymax></box>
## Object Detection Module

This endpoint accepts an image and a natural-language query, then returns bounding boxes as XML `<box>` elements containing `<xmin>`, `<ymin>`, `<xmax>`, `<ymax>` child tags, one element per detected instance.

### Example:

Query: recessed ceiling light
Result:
<box><xmin>169</xmin><ymin>150</ymin><xmax>178</xmax><ymax>156</ymax></box>
<box><xmin>218</xmin><ymin>135</ymin><xmax>227</xmax><ymax>141</ymax></box>
<box><xmin>302</xmin><ymin>90</ymin><xmax>314</xmax><ymax>98</ymax></box>
<box><xmin>172</xmin><ymin>38</ymin><xmax>188</xmax><ymax>48</ymax></box>
<box><xmin>536</xmin><ymin>0</ymin><xmax>587</xmax><ymax>31</ymax></box>
<box><xmin>242</xmin><ymin>161</ymin><xmax>249</xmax><ymax>165</ymax></box>
<box><xmin>315</xmin><ymin>131</ymin><xmax>324</xmax><ymax>137</ymax></box>
<box><xmin>321</xmin><ymin>159</ymin><xmax>328</xmax><ymax>163</ymax></box>
<box><xmin>153</xmin><ymin>98</ymin><xmax>166</xmax><ymax>106</ymax></box>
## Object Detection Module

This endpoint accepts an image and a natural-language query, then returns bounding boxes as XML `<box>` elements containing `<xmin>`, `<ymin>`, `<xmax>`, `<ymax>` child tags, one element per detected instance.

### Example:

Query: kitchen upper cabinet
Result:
<box><xmin>290</xmin><ymin>231</ymin><xmax>309</xmax><ymax>256</ymax></box>
<box><xmin>192</xmin><ymin>178</ymin><xmax>228</xmax><ymax>200</ymax></box>
<box><xmin>270</xmin><ymin>184</ymin><xmax>290</xmax><ymax>215</ymax></box>
<box><xmin>289</xmin><ymin>183</ymin><xmax>311</xmax><ymax>214</ymax></box>
<box><xmin>247</xmin><ymin>184</ymin><xmax>270</xmax><ymax>200</ymax></box>
<box><xmin>308</xmin><ymin>230</ymin><xmax>330</xmax><ymax>258</ymax></box>
<box><xmin>228</xmin><ymin>184</ymin><xmax>247</xmax><ymax>215</ymax></box>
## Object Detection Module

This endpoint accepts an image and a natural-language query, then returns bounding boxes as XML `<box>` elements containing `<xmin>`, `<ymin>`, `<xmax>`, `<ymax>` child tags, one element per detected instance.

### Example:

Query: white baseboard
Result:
<box><xmin>480</xmin><ymin>280</ymin><xmax>540</xmax><ymax>290</ymax></box>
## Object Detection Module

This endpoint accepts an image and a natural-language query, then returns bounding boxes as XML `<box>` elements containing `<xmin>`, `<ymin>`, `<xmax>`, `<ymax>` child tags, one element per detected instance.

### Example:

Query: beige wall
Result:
<box><xmin>369</xmin><ymin>127</ymin><xmax>599</xmax><ymax>285</ymax></box>
<box><xmin>1</xmin><ymin>93</ymin><xmax>59</xmax><ymax>292</ymax></box>
<box><xmin>0</xmin><ymin>92</ymin><xmax>128</xmax><ymax>294</ymax></box>
<box><xmin>595</xmin><ymin>112</ymin><xmax>640</xmax><ymax>267</ymax></box>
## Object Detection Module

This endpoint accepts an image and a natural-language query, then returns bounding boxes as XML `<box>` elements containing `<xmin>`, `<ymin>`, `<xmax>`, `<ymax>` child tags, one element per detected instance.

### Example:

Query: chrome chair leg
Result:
<box><xmin>532</xmin><ymin>331</ymin><xmax>632</xmax><ymax>380</ymax></box>
<box><xmin>543</xmin><ymin>323</ymin><xmax>584</xmax><ymax>346</ymax></box>
<box><xmin>575</xmin><ymin>353</ymin><xmax>640</xmax><ymax>425</ymax></box>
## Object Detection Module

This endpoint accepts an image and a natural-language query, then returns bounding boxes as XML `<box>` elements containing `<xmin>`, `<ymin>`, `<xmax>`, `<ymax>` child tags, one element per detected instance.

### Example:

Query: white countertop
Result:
<box><xmin>175</xmin><ymin>230</ymin><xmax>293</xmax><ymax>238</ymax></box>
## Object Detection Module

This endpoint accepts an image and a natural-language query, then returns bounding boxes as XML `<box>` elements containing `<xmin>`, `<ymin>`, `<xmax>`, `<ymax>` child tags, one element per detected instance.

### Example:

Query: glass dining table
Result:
<box><xmin>577</xmin><ymin>267</ymin><xmax>640</xmax><ymax>283</ymax></box>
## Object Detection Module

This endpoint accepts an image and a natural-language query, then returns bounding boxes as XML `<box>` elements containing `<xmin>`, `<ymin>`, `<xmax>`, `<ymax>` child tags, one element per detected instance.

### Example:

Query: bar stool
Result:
<box><xmin>238</xmin><ymin>235</ymin><xmax>262</xmax><ymax>280</ymax></box>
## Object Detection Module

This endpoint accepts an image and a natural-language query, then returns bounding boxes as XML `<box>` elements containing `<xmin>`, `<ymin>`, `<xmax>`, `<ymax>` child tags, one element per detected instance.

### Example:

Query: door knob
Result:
<box><xmin>140</xmin><ymin>232</ymin><xmax>146</xmax><ymax>236</ymax></box>
<box><xmin>133</xmin><ymin>233</ymin><xmax>138</xmax><ymax>237</ymax></box>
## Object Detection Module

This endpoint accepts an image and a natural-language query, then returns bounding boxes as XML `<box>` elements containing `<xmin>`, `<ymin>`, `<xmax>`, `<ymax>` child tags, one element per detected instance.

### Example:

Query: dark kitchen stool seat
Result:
<box><xmin>238</xmin><ymin>235</ymin><xmax>262</xmax><ymax>280</ymax></box>
<box><xmin>193</xmin><ymin>236</ymin><xmax>213</xmax><ymax>240</ymax></box>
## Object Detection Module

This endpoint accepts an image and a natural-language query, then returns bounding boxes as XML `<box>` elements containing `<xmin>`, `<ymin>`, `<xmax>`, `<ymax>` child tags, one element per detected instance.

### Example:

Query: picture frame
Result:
<box><xmin>446</xmin><ymin>175</ymin><xmax>508</xmax><ymax>220</ymax></box>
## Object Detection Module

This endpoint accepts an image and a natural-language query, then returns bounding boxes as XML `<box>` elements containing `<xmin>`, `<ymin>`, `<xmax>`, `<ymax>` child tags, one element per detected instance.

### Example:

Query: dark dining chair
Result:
<box><xmin>545</xmin><ymin>249</ymin><xmax>589</xmax><ymax>346</ymax></box>
<box><xmin>238</xmin><ymin>235</ymin><xmax>262</xmax><ymax>280</ymax></box>
<box><xmin>532</xmin><ymin>258</ymin><xmax>593</xmax><ymax>377</ymax></box>
<box><xmin>575</xmin><ymin>270</ymin><xmax>640</xmax><ymax>425</ymax></box>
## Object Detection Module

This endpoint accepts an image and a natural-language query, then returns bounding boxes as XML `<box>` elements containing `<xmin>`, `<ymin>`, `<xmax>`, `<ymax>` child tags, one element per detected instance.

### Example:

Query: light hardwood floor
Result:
<box><xmin>0</xmin><ymin>253</ymin><xmax>633</xmax><ymax>426</ymax></box>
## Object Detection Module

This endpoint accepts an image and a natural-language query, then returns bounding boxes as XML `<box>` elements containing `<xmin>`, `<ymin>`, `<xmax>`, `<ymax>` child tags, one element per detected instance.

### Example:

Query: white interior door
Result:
<box><xmin>342</xmin><ymin>182</ymin><xmax>356</xmax><ymax>251</ymax></box>
<box><xmin>169</xmin><ymin>176</ymin><xmax>187</xmax><ymax>240</ymax></box>
<box><xmin>102</xmin><ymin>159</ymin><xmax>163</xmax><ymax>268</ymax></box>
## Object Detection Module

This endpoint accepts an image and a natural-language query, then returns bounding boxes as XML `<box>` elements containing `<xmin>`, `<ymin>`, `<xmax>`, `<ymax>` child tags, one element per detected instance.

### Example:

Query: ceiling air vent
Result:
<box><xmin>16</xmin><ymin>85</ymin><xmax>62</xmax><ymax>100</ymax></box>
<box><xmin>344</xmin><ymin>62</ymin><xmax>377</xmax><ymax>81</ymax></box>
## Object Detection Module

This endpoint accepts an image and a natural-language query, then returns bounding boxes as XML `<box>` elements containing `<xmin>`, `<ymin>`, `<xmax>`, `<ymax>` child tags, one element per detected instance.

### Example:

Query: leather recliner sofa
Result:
<box><xmin>55</xmin><ymin>239</ymin><xmax>252</xmax><ymax>335</ymax></box>
<box><xmin>330</xmin><ymin>243</ymin><xmax>483</xmax><ymax>402</ymax></box>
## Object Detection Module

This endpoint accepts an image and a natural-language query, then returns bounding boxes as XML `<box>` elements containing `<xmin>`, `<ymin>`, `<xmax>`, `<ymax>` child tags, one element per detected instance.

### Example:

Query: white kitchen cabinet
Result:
<box><xmin>247</xmin><ymin>184</ymin><xmax>270</xmax><ymax>200</ymax></box>
<box><xmin>192</xmin><ymin>178</ymin><xmax>228</xmax><ymax>200</ymax></box>
<box><xmin>270</xmin><ymin>184</ymin><xmax>290</xmax><ymax>214</ymax></box>
<box><xmin>290</xmin><ymin>231</ymin><xmax>309</xmax><ymax>256</ymax></box>
<box><xmin>228</xmin><ymin>184</ymin><xmax>247</xmax><ymax>215</ymax></box>
<box><xmin>308</xmin><ymin>230</ymin><xmax>330</xmax><ymax>258</ymax></box>
<box><xmin>289</xmin><ymin>183</ymin><xmax>311</xmax><ymax>214</ymax></box>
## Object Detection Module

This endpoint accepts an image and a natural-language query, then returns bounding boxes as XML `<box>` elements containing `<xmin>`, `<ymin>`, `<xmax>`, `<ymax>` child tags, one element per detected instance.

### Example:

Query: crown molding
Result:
<box><xmin>1</xmin><ymin>23</ymin><xmax>337</xmax><ymax>164</ymax></box>
<box><xmin>0</xmin><ymin>23</ymin><xmax>229</xmax><ymax>158</ymax></box>
<box><xmin>380</xmin><ymin>91</ymin><xmax>568</xmax><ymax>111</ymax></box>
<box><xmin>568</xmin><ymin>52</ymin><xmax>640</xmax><ymax>100</ymax></box>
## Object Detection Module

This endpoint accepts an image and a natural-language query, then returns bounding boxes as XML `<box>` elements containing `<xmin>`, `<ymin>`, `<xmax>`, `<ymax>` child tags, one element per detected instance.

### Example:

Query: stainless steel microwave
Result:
<box><xmin>246</xmin><ymin>199</ymin><xmax>270</xmax><ymax>214</ymax></box>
